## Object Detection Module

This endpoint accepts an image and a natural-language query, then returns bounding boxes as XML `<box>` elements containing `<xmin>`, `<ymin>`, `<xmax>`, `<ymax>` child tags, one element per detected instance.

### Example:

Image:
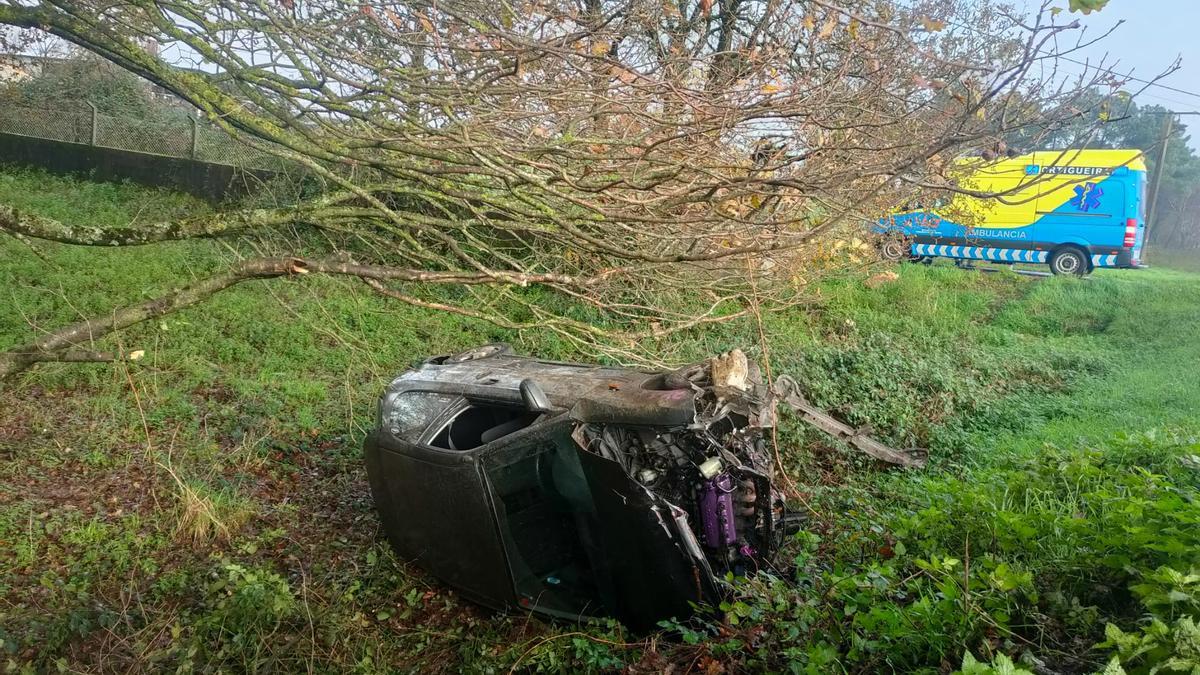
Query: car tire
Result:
<box><xmin>878</xmin><ymin>235</ymin><xmax>910</xmax><ymax>262</ymax></box>
<box><xmin>1049</xmin><ymin>247</ymin><xmax>1088</xmax><ymax>276</ymax></box>
<box><xmin>445</xmin><ymin>343</ymin><xmax>514</xmax><ymax>363</ymax></box>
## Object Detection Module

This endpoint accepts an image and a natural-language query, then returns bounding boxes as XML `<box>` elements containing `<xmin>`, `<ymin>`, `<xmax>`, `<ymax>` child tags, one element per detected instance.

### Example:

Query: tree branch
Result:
<box><xmin>0</xmin><ymin>0</ymin><xmax>1135</xmax><ymax>375</ymax></box>
<box><xmin>0</xmin><ymin>203</ymin><xmax>294</xmax><ymax>246</ymax></box>
<box><xmin>0</xmin><ymin>257</ymin><xmax>300</xmax><ymax>380</ymax></box>
<box><xmin>0</xmin><ymin>255</ymin><xmax>601</xmax><ymax>381</ymax></box>
<box><xmin>4</xmin><ymin>349</ymin><xmax>144</xmax><ymax>365</ymax></box>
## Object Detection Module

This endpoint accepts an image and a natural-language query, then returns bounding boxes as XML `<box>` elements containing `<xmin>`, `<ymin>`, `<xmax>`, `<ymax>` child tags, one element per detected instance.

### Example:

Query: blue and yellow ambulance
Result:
<box><xmin>878</xmin><ymin>149</ymin><xmax>1147</xmax><ymax>275</ymax></box>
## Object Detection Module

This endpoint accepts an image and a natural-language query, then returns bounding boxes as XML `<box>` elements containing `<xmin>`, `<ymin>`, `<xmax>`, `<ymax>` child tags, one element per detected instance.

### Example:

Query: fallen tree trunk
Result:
<box><xmin>0</xmin><ymin>203</ymin><xmax>292</xmax><ymax>246</ymax></box>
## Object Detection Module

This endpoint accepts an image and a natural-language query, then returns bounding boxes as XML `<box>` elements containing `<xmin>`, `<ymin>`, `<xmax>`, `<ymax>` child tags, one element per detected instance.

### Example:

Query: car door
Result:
<box><xmin>480</xmin><ymin>416</ymin><xmax>721</xmax><ymax>630</ymax></box>
<box><xmin>365</xmin><ymin>391</ymin><xmax>516</xmax><ymax>610</ymax></box>
<box><xmin>479</xmin><ymin>416</ymin><xmax>611</xmax><ymax>620</ymax></box>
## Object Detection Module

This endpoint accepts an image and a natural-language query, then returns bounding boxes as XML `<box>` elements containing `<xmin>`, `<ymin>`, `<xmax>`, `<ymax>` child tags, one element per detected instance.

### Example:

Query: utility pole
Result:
<box><xmin>1140</xmin><ymin>111</ymin><xmax>1200</xmax><ymax>263</ymax></box>
<box><xmin>1143</xmin><ymin>112</ymin><xmax>1174</xmax><ymax>262</ymax></box>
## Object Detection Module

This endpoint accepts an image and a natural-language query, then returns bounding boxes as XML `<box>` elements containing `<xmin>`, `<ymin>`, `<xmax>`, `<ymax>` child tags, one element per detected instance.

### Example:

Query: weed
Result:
<box><xmin>170</xmin><ymin>561</ymin><xmax>302</xmax><ymax>671</ymax></box>
<box><xmin>170</xmin><ymin>476</ymin><xmax>253</xmax><ymax>544</ymax></box>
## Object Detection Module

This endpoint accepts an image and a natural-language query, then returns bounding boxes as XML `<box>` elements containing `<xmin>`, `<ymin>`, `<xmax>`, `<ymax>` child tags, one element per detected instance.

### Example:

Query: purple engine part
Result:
<box><xmin>699</xmin><ymin>473</ymin><xmax>737</xmax><ymax>549</ymax></box>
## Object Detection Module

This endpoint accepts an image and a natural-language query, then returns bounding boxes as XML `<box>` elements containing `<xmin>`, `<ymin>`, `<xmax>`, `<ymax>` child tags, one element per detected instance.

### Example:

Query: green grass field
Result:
<box><xmin>2</xmin><ymin>166</ymin><xmax>1199</xmax><ymax>673</ymax></box>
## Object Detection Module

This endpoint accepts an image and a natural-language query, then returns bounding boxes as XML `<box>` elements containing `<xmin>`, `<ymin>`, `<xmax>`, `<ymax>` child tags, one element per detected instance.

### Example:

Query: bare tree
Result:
<box><xmin>0</xmin><ymin>0</ymin><xmax>1130</xmax><ymax>377</ymax></box>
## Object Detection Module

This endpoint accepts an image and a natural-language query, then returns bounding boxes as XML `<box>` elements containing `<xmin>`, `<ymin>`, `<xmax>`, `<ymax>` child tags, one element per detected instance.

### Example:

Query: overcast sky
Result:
<box><xmin>1067</xmin><ymin>0</ymin><xmax>1200</xmax><ymax>146</ymax></box>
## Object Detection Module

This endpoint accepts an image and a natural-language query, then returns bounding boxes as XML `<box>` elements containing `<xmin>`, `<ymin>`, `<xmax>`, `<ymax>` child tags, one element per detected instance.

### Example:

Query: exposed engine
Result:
<box><xmin>573</xmin><ymin>351</ymin><xmax>783</xmax><ymax>576</ymax></box>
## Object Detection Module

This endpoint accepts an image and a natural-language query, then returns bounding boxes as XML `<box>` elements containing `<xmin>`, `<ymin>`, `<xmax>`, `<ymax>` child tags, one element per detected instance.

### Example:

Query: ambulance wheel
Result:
<box><xmin>1049</xmin><ymin>247</ymin><xmax>1088</xmax><ymax>276</ymax></box>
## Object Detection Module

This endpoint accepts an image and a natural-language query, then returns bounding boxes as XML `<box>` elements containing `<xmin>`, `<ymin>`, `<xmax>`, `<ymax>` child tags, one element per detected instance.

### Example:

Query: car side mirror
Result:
<box><xmin>519</xmin><ymin>378</ymin><xmax>555</xmax><ymax>414</ymax></box>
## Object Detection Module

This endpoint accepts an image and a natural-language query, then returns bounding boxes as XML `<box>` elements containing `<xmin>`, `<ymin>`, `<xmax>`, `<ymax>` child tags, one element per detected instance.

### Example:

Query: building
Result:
<box><xmin>0</xmin><ymin>53</ymin><xmax>55</xmax><ymax>83</ymax></box>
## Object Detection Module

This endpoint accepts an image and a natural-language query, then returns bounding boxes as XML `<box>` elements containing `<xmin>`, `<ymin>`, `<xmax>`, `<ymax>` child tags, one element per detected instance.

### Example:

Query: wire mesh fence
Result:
<box><xmin>0</xmin><ymin>102</ymin><xmax>90</xmax><ymax>144</ymax></box>
<box><xmin>0</xmin><ymin>102</ymin><xmax>284</xmax><ymax>170</ymax></box>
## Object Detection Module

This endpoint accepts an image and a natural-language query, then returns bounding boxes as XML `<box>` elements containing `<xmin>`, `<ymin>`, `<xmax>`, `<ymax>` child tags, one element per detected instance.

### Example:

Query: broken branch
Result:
<box><xmin>2</xmin><ymin>255</ymin><xmax>618</xmax><ymax>381</ymax></box>
<box><xmin>0</xmin><ymin>257</ymin><xmax>297</xmax><ymax>380</ymax></box>
<box><xmin>771</xmin><ymin>375</ymin><xmax>927</xmax><ymax>468</ymax></box>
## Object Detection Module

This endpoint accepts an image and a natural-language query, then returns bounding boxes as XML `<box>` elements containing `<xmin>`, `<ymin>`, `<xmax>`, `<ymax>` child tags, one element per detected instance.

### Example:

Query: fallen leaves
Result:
<box><xmin>818</xmin><ymin>14</ymin><xmax>838</xmax><ymax>39</ymax></box>
<box><xmin>416</xmin><ymin>11</ymin><xmax>435</xmax><ymax>33</ymax></box>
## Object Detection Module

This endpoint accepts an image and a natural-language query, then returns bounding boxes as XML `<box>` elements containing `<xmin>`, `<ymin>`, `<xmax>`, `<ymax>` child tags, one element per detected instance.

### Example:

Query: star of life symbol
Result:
<box><xmin>1069</xmin><ymin>182</ymin><xmax>1103</xmax><ymax>212</ymax></box>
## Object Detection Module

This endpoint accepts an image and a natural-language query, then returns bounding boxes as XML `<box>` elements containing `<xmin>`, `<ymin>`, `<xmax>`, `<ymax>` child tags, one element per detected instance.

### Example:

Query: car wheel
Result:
<box><xmin>445</xmin><ymin>343</ymin><xmax>513</xmax><ymax>363</ymax></box>
<box><xmin>878</xmin><ymin>235</ymin><xmax>910</xmax><ymax>262</ymax></box>
<box><xmin>1049</xmin><ymin>247</ymin><xmax>1088</xmax><ymax>276</ymax></box>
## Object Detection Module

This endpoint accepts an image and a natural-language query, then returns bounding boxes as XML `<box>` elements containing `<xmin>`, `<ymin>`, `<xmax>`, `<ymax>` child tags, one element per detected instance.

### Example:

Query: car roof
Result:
<box><xmin>386</xmin><ymin>350</ymin><xmax>698</xmax><ymax>427</ymax></box>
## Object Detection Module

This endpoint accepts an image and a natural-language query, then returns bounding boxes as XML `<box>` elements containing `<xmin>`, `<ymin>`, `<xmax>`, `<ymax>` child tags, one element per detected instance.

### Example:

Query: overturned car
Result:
<box><xmin>364</xmin><ymin>345</ymin><xmax>922</xmax><ymax>630</ymax></box>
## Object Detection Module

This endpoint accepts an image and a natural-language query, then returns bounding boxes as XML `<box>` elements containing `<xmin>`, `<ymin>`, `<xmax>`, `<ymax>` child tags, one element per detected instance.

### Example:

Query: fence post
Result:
<box><xmin>87</xmin><ymin>102</ymin><xmax>98</xmax><ymax>146</ymax></box>
<box><xmin>189</xmin><ymin>116</ymin><xmax>199</xmax><ymax>159</ymax></box>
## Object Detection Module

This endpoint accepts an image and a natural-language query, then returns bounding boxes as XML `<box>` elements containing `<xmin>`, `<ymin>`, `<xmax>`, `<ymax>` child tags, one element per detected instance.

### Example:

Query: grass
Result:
<box><xmin>0</xmin><ymin>163</ymin><xmax>209</xmax><ymax>227</ymax></box>
<box><xmin>1146</xmin><ymin>248</ymin><xmax>1200</xmax><ymax>274</ymax></box>
<box><xmin>1</xmin><ymin>166</ymin><xmax>1199</xmax><ymax>672</ymax></box>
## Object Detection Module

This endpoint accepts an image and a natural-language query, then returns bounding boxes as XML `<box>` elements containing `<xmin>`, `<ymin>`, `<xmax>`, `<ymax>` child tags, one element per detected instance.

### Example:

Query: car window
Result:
<box><xmin>381</xmin><ymin>391</ymin><xmax>460</xmax><ymax>443</ymax></box>
<box><xmin>428</xmin><ymin>403</ymin><xmax>539</xmax><ymax>451</ymax></box>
